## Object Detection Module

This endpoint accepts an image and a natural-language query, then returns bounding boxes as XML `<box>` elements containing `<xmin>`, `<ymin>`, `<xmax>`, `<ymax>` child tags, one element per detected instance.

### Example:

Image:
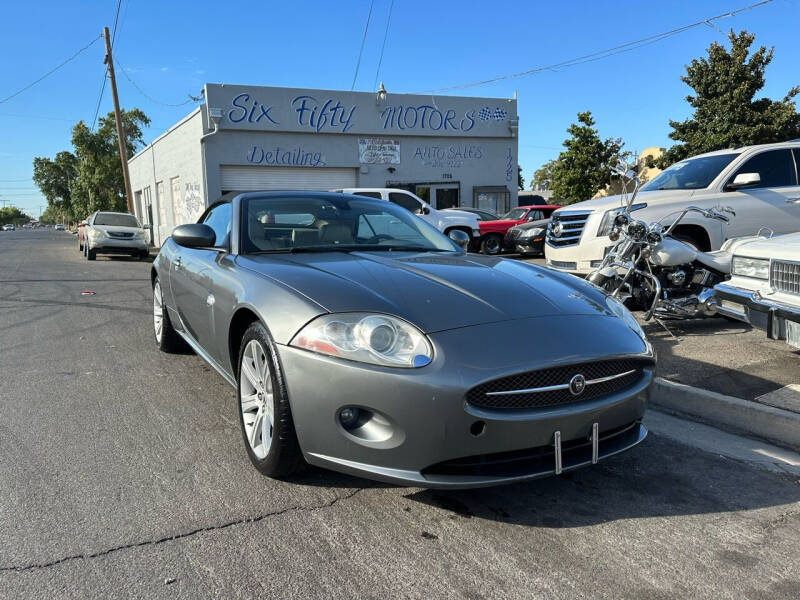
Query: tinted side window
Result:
<box><xmin>202</xmin><ymin>203</ymin><xmax>232</xmax><ymax>247</ymax></box>
<box><xmin>734</xmin><ymin>150</ymin><xmax>797</xmax><ymax>187</ymax></box>
<box><xmin>388</xmin><ymin>192</ymin><xmax>421</xmax><ymax>213</ymax></box>
<box><xmin>354</xmin><ymin>191</ymin><xmax>382</xmax><ymax>199</ymax></box>
<box><xmin>528</xmin><ymin>210</ymin><xmax>542</xmax><ymax>221</ymax></box>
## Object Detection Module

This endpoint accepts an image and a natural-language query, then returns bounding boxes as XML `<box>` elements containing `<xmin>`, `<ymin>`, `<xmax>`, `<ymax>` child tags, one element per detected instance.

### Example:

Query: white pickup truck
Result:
<box><xmin>335</xmin><ymin>188</ymin><xmax>481</xmax><ymax>241</ymax></box>
<box><xmin>545</xmin><ymin>141</ymin><xmax>800</xmax><ymax>274</ymax></box>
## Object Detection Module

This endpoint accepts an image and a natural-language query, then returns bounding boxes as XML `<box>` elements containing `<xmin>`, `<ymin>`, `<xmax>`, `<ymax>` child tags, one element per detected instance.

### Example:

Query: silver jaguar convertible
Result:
<box><xmin>152</xmin><ymin>191</ymin><xmax>654</xmax><ymax>488</ymax></box>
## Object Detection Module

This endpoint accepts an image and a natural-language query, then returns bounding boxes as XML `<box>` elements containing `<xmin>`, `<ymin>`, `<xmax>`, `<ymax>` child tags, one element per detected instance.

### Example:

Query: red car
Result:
<box><xmin>477</xmin><ymin>205</ymin><xmax>560</xmax><ymax>254</ymax></box>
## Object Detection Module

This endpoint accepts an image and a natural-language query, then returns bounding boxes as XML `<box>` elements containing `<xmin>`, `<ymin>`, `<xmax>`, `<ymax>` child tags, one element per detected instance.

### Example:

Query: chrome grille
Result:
<box><xmin>107</xmin><ymin>231</ymin><xmax>134</xmax><ymax>239</ymax></box>
<box><xmin>546</xmin><ymin>211</ymin><xmax>591</xmax><ymax>247</ymax></box>
<box><xmin>466</xmin><ymin>358</ymin><xmax>652</xmax><ymax>410</ymax></box>
<box><xmin>507</xmin><ymin>228</ymin><xmax>522</xmax><ymax>241</ymax></box>
<box><xmin>771</xmin><ymin>260</ymin><xmax>800</xmax><ymax>296</ymax></box>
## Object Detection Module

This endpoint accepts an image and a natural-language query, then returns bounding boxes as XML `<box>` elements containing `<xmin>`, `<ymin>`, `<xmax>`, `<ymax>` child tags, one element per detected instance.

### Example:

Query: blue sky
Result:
<box><xmin>1</xmin><ymin>0</ymin><xmax>798</xmax><ymax>216</ymax></box>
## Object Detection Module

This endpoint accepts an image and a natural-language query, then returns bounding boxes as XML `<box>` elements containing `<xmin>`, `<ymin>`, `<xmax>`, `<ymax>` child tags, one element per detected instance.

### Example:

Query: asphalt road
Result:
<box><xmin>1</xmin><ymin>229</ymin><xmax>799</xmax><ymax>599</ymax></box>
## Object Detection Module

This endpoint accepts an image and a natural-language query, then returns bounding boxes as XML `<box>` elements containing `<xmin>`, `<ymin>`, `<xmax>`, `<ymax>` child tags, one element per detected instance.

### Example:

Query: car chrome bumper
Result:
<box><xmin>714</xmin><ymin>283</ymin><xmax>800</xmax><ymax>341</ymax></box>
<box><xmin>279</xmin><ymin>315</ymin><xmax>653</xmax><ymax>489</ymax></box>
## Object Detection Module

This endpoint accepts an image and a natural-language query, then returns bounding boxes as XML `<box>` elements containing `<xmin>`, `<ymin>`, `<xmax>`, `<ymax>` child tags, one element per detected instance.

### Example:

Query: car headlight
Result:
<box><xmin>732</xmin><ymin>256</ymin><xmax>769</xmax><ymax>280</ymax></box>
<box><xmin>518</xmin><ymin>227</ymin><xmax>544</xmax><ymax>239</ymax></box>
<box><xmin>134</xmin><ymin>230</ymin><xmax>147</xmax><ymax>239</ymax></box>
<box><xmin>290</xmin><ymin>313</ymin><xmax>433</xmax><ymax>368</ymax></box>
<box><xmin>88</xmin><ymin>229</ymin><xmax>106</xmax><ymax>239</ymax></box>
<box><xmin>597</xmin><ymin>203</ymin><xmax>648</xmax><ymax>237</ymax></box>
<box><xmin>606</xmin><ymin>296</ymin><xmax>646</xmax><ymax>339</ymax></box>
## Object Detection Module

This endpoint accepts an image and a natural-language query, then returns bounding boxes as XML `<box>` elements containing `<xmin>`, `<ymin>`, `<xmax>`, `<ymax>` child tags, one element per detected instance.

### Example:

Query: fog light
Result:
<box><xmin>339</xmin><ymin>407</ymin><xmax>361</xmax><ymax>429</ymax></box>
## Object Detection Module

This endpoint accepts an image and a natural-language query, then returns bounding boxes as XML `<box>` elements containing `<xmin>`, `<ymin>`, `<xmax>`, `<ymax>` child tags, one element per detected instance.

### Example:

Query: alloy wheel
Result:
<box><xmin>240</xmin><ymin>340</ymin><xmax>274</xmax><ymax>459</ymax></box>
<box><xmin>153</xmin><ymin>281</ymin><xmax>164</xmax><ymax>343</ymax></box>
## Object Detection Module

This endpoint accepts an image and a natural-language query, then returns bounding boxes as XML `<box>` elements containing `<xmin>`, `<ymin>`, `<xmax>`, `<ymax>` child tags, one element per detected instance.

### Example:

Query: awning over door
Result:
<box><xmin>220</xmin><ymin>166</ymin><xmax>358</xmax><ymax>191</ymax></box>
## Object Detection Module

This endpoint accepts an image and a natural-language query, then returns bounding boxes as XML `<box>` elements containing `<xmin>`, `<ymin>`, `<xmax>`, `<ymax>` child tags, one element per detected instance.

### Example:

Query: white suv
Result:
<box><xmin>545</xmin><ymin>141</ymin><xmax>800</xmax><ymax>274</ymax></box>
<box><xmin>335</xmin><ymin>188</ymin><xmax>481</xmax><ymax>241</ymax></box>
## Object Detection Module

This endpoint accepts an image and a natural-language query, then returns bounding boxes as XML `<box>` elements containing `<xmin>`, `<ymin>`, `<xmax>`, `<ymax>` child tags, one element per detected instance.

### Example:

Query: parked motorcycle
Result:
<box><xmin>587</xmin><ymin>167</ymin><xmax>737</xmax><ymax>321</ymax></box>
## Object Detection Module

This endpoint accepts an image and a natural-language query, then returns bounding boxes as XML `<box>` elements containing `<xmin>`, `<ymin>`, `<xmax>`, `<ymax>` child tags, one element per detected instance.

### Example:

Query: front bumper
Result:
<box><xmin>545</xmin><ymin>225</ymin><xmax>610</xmax><ymax>274</ymax></box>
<box><xmin>89</xmin><ymin>236</ymin><xmax>147</xmax><ymax>253</ymax></box>
<box><xmin>714</xmin><ymin>283</ymin><xmax>800</xmax><ymax>341</ymax></box>
<box><xmin>279</xmin><ymin>315</ymin><xmax>653</xmax><ymax>488</ymax></box>
<box><xmin>510</xmin><ymin>236</ymin><xmax>545</xmax><ymax>256</ymax></box>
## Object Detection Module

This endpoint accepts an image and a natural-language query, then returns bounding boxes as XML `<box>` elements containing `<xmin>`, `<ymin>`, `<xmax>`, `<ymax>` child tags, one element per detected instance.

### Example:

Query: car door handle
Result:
<box><xmin>174</xmin><ymin>257</ymin><xmax>182</xmax><ymax>270</ymax></box>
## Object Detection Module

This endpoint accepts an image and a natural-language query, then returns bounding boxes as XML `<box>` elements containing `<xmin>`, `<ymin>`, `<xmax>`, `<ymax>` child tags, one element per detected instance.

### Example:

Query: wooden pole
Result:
<box><xmin>103</xmin><ymin>26</ymin><xmax>134</xmax><ymax>214</ymax></box>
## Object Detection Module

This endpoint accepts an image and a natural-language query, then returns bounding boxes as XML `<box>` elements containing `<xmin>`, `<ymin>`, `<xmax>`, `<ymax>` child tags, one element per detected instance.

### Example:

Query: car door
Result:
<box><xmin>388</xmin><ymin>191</ymin><xmax>438</xmax><ymax>228</ymax></box>
<box><xmin>169</xmin><ymin>202</ymin><xmax>232</xmax><ymax>356</ymax></box>
<box><xmin>723</xmin><ymin>148</ymin><xmax>800</xmax><ymax>236</ymax></box>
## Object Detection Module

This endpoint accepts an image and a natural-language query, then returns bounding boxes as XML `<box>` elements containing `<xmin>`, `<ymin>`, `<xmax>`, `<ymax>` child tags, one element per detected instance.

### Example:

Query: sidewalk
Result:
<box><xmin>640</xmin><ymin>316</ymin><xmax>800</xmax><ymax>450</ymax></box>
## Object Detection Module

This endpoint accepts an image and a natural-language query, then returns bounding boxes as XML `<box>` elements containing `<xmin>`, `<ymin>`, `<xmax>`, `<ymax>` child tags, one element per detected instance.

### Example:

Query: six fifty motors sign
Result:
<box><xmin>358</xmin><ymin>139</ymin><xmax>400</xmax><ymax>165</ymax></box>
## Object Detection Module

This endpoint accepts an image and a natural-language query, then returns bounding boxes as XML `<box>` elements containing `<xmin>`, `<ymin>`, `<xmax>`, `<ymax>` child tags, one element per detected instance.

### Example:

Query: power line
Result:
<box><xmin>422</xmin><ymin>0</ymin><xmax>774</xmax><ymax>93</ymax></box>
<box><xmin>90</xmin><ymin>73</ymin><xmax>108</xmax><ymax>131</ymax></box>
<box><xmin>0</xmin><ymin>179</ymin><xmax>32</xmax><ymax>182</ymax></box>
<box><xmin>373</xmin><ymin>0</ymin><xmax>395</xmax><ymax>91</ymax></box>
<box><xmin>115</xmin><ymin>58</ymin><xmax>200</xmax><ymax>107</ymax></box>
<box><xmin>351</xmin><ymin>0</ymin><xmax>375</xmax><ymax>90</ymax></box>
<box><xmin>111</xmin><ymin>0</ymin><xmax>124</xmax><ymax>49</ymax></box>
<box><xmin>0</xmin><ymin>35</ymin><xmax>103</xmax><ymax>105</ymax></box>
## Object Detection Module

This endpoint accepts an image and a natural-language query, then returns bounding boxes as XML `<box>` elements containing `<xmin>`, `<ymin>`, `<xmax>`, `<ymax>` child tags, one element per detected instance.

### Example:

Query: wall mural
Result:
<box><xmin>183</xmin><ymin>183</ymin><xmax>204</xmax><ymax>223</ymax></box>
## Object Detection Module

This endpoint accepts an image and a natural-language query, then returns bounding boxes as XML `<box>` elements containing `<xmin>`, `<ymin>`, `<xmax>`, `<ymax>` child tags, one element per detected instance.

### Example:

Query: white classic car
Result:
<box><xmin>714</xmin><ymin>232</ymin><xmax>800</xmax><ymax>349</ymax></box>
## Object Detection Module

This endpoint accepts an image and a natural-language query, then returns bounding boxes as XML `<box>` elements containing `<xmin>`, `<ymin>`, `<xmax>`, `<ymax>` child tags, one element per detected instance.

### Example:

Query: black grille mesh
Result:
<box><xmin>466</xmin><ymin>359</ymin><xmax>650</xmax><ymax>409</ymax></box>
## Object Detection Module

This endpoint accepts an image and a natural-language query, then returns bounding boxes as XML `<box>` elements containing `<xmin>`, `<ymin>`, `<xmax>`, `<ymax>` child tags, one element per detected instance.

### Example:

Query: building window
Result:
<box><xmin>473</xmin><ymin>186</ymin><xmax>511</xmax><ymax>214</ymax></box>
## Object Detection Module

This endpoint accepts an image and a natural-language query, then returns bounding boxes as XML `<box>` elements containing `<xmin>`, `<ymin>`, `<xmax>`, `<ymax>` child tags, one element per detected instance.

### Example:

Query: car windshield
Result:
<box><xmin>501</xmin><ymin>208</ymin><xmax>527</xmax><ymax>220</ymax></box>
<box><xmin>641</xmin><ymin>153</ymin><xmax>739</xmax><ymax>191</ymax></box>
<box><xmin>94</xmin><ymin>213</ymin><xmax>140</xmax><ymax>227</ymax></box>
<box><xmin>241</xmin><ymin>195</ymin><xmax>458</xmax><ymax>254</ymax></box>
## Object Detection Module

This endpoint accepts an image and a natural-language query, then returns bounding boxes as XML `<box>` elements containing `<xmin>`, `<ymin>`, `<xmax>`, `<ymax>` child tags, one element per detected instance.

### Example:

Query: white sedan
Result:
<box><xmin>714</xmin><ymin>232</ymin><xmax>800</xmax><ymax>350</ymax></box>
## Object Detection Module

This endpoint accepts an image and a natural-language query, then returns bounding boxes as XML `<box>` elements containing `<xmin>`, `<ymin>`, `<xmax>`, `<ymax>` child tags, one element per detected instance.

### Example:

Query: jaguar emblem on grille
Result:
<box><xmin>552</xmin><ymin>222</ymin><xmax>564</xmax><ymax>238</ymax></box>
<box><xmin>568</xmin><ymin>374</ymin><xmax>586</xmax><ymax>396</ymax></box>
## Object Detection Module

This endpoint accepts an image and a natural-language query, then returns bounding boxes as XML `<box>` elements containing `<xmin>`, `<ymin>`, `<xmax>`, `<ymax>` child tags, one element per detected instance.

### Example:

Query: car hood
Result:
<box><xmin>480</xmin><ymin>219</ymin><xmax>520</xmax><ymax>230</ymax></box>
<box><xmin>554</xmin><ymin>189</ymin><xmax>697</xmax><ymax>214</ymax></box>
<box><xmin>236</xmin><ymin>251</ymin><xmax>615</xmax><ymax>333</ymax></box>
<box><xmin>513</xmin><ymin>218</ymin><xmax>549</xmax><ymax>231</ymax></box>
<box><xmin>733</xmin><ymin>231</ymin><xmax>800</xmax><ymax>261</ymax></box>
<box><xmin>92</xmin><ymin>225</ymin><xmax>141</xmax><ymax>234</ymax></box>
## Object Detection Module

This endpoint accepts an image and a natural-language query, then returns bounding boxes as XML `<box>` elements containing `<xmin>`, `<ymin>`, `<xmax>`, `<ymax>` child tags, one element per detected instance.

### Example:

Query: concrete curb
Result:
<box><xmin>650</xmin><ymin>377</ymin><xmax>800</xmax><ymax>452</ymax></box>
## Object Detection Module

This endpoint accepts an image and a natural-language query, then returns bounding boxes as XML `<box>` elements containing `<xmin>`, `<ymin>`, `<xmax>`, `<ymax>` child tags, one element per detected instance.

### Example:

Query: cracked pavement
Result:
<box><xmin>1</xmin><ymin>230</ymin><xmax>799</xmax><ymax>599</ymax></box>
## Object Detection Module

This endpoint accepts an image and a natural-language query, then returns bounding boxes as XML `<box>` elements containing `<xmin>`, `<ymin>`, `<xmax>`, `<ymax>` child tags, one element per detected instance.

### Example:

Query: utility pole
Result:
<box><xmin>103</xmin><ymin>26</ymin><xmax>134</xmax><ymax>214</ymax></box>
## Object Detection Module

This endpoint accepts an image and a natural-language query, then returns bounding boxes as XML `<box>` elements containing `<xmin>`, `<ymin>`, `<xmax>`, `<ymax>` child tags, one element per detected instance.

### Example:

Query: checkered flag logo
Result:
<box><xmin>478</xmin><ymin>107</ymin><xmax>492</xmax><ymax>121</ymax></box>
<box><xmin>493</xmin><ymin>107</ymin><xmax>508</xmax><ymax>121</ymax></box>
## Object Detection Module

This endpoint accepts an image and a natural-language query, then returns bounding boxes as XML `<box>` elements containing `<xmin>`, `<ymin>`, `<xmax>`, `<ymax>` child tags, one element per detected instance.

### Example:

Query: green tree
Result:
<box><xmin>33</xmin><ymin>108</ymin><xmax>150</xmax><ymax>219</ymax></box>
<box><xmin>531</xmin><ymin>159</ymin><xmax>557</xmax><ymax>191</ymax></box>
<box><xmin>517</xmin><ymin>165</ymin><xmax>525</xmax><ymax>191</ymax></box>
<box><xmin>0</xmin><ymin>206</ymin><xmax>33</xmax><ymax>226</ymax></box>
<box><xmin>32</xmin><ymin>151</ymin><xmax>79</xmax><ymax>221</ymax></box>
<box><xmin>659</xmin><ymin>30</ymin><xmax>800</xmax><ymax>167</ymax></box>
<box><xmin>551</xmin><ymin>111</ymin><xmax>625</xmax><ymax>204</ymax></box>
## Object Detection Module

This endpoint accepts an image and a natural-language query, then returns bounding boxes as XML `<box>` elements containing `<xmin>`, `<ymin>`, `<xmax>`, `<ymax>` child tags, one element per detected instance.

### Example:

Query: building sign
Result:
<box><xmin>205</xmin><ymin>84</ymin><xmax>517</xmax><ymax>138</ymax></box>
<box><xmin>359</xmin><ymin>139</ymin><xmax>400</xmax><ymax>164</ymax></box>
<box><xmin>412</xmin><ymin>144</ymin><xmax>484</xmax><ymax>169</ymax></box>
<box><xmin>246</xmin><ymin>145</ymin><xmax>326</xmax><ymax>166</ymax></box>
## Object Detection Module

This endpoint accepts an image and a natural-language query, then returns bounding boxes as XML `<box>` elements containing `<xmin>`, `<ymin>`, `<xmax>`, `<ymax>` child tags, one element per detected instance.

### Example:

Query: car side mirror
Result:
<box><xmin>416</xmin><ymin>205</ymin><xmax>430</xmax><ymax>215</ymax></box>
<box><xmin>728</xmin><ymin>172</ymin><xmax>760</xmax><ymax>189</ymax></box>
<box><xmin>448</xmin><ymin>229</ymin><xmax>470</xmax><ymax>250</ymax></box>
<box><xmin>172</xmin><ymin>223</ymin><xmax>216</xmax><ymax>248</ymax></box>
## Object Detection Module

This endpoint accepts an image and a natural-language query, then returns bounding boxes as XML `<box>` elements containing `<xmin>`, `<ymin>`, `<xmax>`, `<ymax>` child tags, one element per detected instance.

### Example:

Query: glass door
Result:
<box><xmin>430</xmin><ymin>185</ymin><xmax>459</xmax><ymax>209</ymax></box>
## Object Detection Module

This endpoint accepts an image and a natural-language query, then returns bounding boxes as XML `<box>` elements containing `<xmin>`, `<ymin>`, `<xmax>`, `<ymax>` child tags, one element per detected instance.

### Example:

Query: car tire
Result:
<box><xmin>139</xmin><ymin>250</ymin><xmax>149</xmax><ymax>260</ymax></box>
<box><xmin>481</xmin><ymin>234</ymin><xmax>503</xmax><ymax>255</ymax></box>
<box><xmin>152</xmin><ymin>277</ymin><xmax>183</xmax><ymax>352</ymax></box>
<box><xmin>78</xmin><ymin>240</ymin><xmax>83</xmax><ymax>252</ymax></box>
<box><xmin>87</xmin><ymin>247</ymin><xmax>96</xmax><ymax>260</ymax></box>
<box><xmin>237</xmin><ymin>321</ymin><xmax>303</xmax><ymax>478</ymax></box>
